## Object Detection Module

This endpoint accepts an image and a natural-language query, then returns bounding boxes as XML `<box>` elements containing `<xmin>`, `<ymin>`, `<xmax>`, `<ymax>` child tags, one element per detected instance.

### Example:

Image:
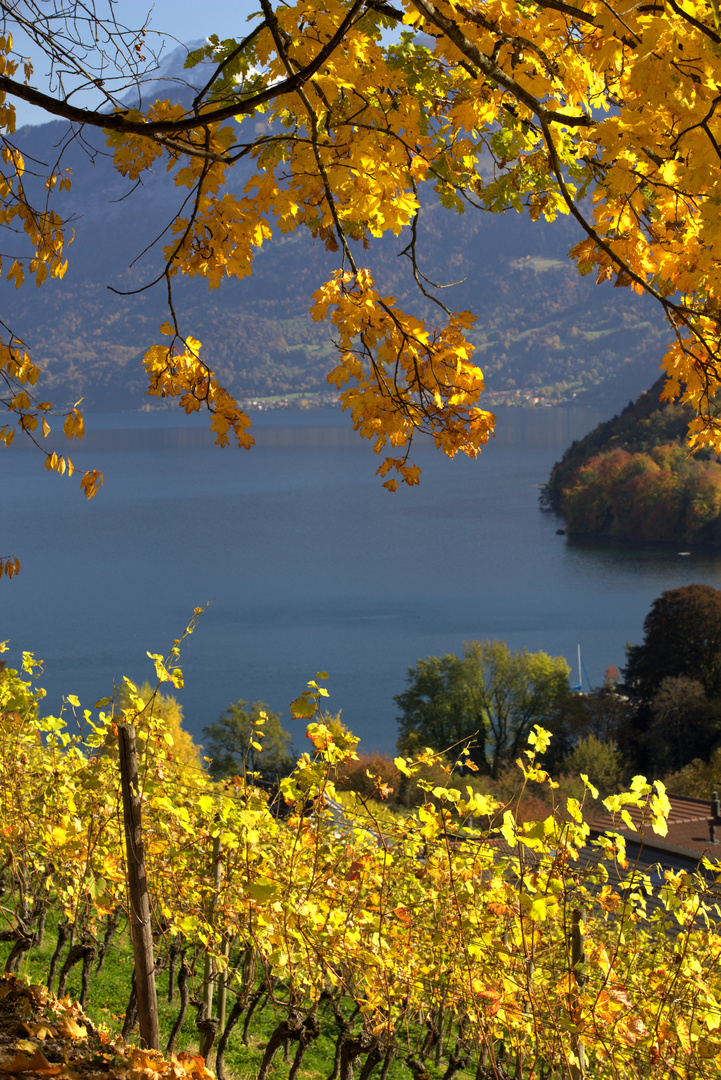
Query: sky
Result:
<box><xmin>11</xmin><ymin>0</ymin><xmax>262</xmax><ymax>127</ymax></box>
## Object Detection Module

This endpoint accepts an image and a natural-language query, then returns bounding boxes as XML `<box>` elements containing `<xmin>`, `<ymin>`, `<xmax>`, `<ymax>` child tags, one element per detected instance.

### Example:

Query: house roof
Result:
<box><xmin>587</xmin><ymin>792</ymin><xmax>721</xmax><ymax>869</ymax></box>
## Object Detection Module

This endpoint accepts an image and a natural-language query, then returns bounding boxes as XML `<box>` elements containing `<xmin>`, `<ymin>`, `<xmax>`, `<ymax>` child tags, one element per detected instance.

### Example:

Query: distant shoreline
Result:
<box><xmin>133</xmin><ymin>389</ymin><xmax>605</xmax><ymax>414</ymax></box>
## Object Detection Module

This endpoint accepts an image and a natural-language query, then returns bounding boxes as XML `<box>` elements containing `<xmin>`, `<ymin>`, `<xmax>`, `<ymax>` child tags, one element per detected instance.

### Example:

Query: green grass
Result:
<box><xmin>0</xmin><ymin>911</ymin><xmax>478</xmax><ymax>1080</ymax></box>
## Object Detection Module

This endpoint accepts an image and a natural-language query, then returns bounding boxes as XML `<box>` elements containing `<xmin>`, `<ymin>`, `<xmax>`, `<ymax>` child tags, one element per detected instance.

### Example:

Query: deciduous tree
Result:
<box><xmin>464</xmin><ymin>640</ymin><xmax>570</xmax><ymax>778</ymax></box>
<box><xmin>623</xmin><ymin>585</ymin><xmax>721</xmax><ymax>768</ymax></box>
<box><xmin>203</xmin><ymin>699</ymin><xmax>294</xmax><ymax>780</ymax></box>
<box><xmin>624</xmin><ymin>585</ymin><xmax>721</xmax><ymax>706</ymax></box>
<box><xmin>543</xmin><ymin>681</ymin><xmax>633</xmax><ymax>772</ymax></box>
<box><xmin>396</xmin><ymin>640</ymin><xmax>569</xmax><ymax>777</ymax></box>
<box><xmin>648</xmin><ymin>675</ymin><xmax>719</xmax><ymax>774</ymax></box>
<box><xmin>663</xmin><ymin>744</ymin><xmax>721</xmax><ymax>798</ymax></box>
<box><xmin>561</xmin><ymin>734</ymin><xmax>624</xmax><ymax>799</ymax></box>
<box><xmin>4</xmin><ymin>0</ymin><xmax>721</xmax><ymax>579</ymax></box>
<box><xmin>113</xmin><ymin>680</ymin><xmax>205</xmax><ymax>773</ymax></box>
<box><xmin>395</xmin><ymin>652</ymin><xmax>489</xmax><ymax>770</ymax></box>
<box><xmin>558</xmin><ymin>445</ymin><xmax>721</xmax><ymax>543</ymax></box>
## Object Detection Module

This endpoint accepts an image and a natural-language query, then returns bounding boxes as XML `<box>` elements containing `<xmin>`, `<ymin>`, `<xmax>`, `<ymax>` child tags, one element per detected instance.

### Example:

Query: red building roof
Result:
<box><xmin>588</xmin><ymin>792</ymin><xmax>721</xmax><ymax>863</ymax></box>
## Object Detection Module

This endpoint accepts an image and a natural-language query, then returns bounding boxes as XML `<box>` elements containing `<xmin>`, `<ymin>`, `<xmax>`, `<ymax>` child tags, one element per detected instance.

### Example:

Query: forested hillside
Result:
<box><xmin>543</xmin><ymin>378</ymin><xmax>721</xmax><ymax>543</ymax></box>
<box><xmin>3</xmin><ymin>64</ymin><xmax>668</xmax><ymax>414</ymax></box>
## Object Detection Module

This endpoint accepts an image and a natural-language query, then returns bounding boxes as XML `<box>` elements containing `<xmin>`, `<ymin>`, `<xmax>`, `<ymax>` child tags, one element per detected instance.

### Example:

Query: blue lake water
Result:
<box><xmin>3</xmin><ymin>405</ymin><xmax>721</xmax><ymax>756</ymax></box>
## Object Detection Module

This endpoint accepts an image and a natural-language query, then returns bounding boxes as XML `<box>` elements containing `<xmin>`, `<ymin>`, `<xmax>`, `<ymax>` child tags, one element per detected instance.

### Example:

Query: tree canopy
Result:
<box><xmin>623</xmin><ymin>584</ymin><xmax>721</xmax><ymax>768</ymax></box>
<box><xmin>3</xmin><ymin>0</ymin><xmax>721</xmax><ymax>577</ymax></box>
<box><xmin>395</xmin><ymin>651</ymin><xmax>490</xmax><ymax>770</ymax></box>
<box><xmin>203</xmin><ymin>699</ymin><xmax>295</xmax><ymax>780</ymax></box>
<box><xmin>624</xmin><ymin>584</ymin><xmax>721</xmax><ymax>705</ymax></box>
<box><xmin>647</xmin><ymin>674</ymin><xmax>721</xmax><ymax>774</ymax></box>
<box><xmin>561</xmin><ymin>734</ymin><xmax>624</xmax><ymax>799</ymax></box>
<box><xmin>395</xmin><ymin>640</ymin><xmax>570</xmax><ymax>776</ymax></box>
<box><xmin>112</xmin><ymin>679</ymin><xmax>205</xmax><ymax>775</ymax></box>
<box><xmin>542</xmin><ymin>679</ymin><xmax>633</xmax><ymax>772</ymax></box>
<box><xmin>558</xmin><ymin>444</ymin><xmax>721</xmax><ymax>543</ymax></box>
<box><xmin>543</xmin><ymin>378</ymin><xmax>721</xmax><ymax>543</ymax></box>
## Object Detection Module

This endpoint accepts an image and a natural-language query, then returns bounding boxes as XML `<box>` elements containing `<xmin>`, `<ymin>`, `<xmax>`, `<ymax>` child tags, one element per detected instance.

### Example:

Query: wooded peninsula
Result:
<box><xmin>543</xmin><ymin>376</ymin><xmax>721</xmax><ymax>543</ymax></box>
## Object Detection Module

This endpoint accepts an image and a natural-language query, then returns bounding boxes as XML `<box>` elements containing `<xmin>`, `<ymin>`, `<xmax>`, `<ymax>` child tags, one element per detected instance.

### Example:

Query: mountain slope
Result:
<box><xmin>1</xmin><ymin>74</ymin><xmax>670</xmax><ymax>413</ymax></box>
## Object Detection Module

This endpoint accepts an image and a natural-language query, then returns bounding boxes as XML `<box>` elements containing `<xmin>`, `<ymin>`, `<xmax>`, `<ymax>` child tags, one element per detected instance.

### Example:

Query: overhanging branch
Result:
<box><xmin>408</xmin><ymin>0</ymin><xmax>594</xmax><ymax>129</ymax></box>
<box><xmin>0</xmin><ymin>0</ymin><xmax>366</xmax><ymax>138</ymax></box>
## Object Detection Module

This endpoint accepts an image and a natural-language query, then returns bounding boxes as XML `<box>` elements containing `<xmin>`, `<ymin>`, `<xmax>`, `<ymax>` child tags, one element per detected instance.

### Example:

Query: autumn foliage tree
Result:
<box><xmin>112</xmin><ymin>681</ymin><xmax>205</xmax><ymax>773</ymax></box>
<box><xmin>559</xmin><ymin>445</ymin><xmax>721</xmax><ymax>542</ymax></box>
<box><xmin>4</xmin><ymin>0</ymin><xmax>721</xmax><ymax>575</ymax></box>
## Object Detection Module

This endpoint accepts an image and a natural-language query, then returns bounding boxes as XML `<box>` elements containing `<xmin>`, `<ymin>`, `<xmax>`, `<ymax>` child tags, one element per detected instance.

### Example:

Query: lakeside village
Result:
<box><xmin>236</xmin><ymin>386</ymin><xmax>578</xmax><ymax>411</ymax></box>
<box><xmin>136</xmin><ymin>386</ymin><xmax>580</xmax><ymax>414</ymax></box>
<box><xmin>234</xmin><ymin>388</ymin><xmax>572</xmax><ymax>411</ymax></box>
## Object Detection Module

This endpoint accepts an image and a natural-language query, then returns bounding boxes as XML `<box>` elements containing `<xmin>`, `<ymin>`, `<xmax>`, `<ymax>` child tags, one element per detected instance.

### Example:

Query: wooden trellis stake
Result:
<box><xmin>570</xmin><ymin>907</ymin><xmax>586</xmax><ymax>1080</ymax></box>
<box><xmin>119</xmin><ymin>724</ymin><xmax>160</xmax><ymax>1050</ymax></box>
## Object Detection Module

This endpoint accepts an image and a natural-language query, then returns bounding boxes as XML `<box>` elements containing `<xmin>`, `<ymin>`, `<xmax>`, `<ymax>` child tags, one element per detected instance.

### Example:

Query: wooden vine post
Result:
<box><xmin>203</xmin><ymin>832</ymin><xmax>223</xmax><ymax>1017</ymax></box>
<box><xmin>569</xmin><ymin>908</ymin><xmax>586</xmax><ymax>1080</ymax></box>
<box><xmin>119</xmin><ymin>723</ymin><xmax>160</xmax><ymax>1050</ymax></box>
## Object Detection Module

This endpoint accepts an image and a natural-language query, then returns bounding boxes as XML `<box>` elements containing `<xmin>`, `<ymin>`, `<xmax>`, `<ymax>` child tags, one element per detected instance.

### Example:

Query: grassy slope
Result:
<box><xmin>0</xmin><ymin>910</ymin><xmax>474</xmax><ymax>1080</ymax></box>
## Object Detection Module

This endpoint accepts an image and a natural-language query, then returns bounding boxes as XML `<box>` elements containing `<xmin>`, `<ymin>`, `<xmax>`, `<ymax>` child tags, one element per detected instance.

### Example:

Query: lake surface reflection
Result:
<box><xmin>3</xmin><ymin>405</ymin><xmax>721</xmax><ymax>755</ymax></box>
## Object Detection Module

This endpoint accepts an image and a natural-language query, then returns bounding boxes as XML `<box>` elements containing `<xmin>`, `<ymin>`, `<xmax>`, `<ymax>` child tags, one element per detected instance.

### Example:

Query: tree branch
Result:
<box><xmin>408</xmin><ymin>0</ymin><xmax>594</xmax><ymax>128</ymax></box>
<box><xmin>191</xmin><ymin>22</ymin><xmax>268</xmax><ymax>112</ymax></box>
<box><xmin>532</xmin><ymin>0</ymin><xmax>597</xmax><ymax>25</ymax></box>
<box><xmin>0</xmin><ymin>0</ymin><xmax>367</xmax><ymax>139</ymax></box>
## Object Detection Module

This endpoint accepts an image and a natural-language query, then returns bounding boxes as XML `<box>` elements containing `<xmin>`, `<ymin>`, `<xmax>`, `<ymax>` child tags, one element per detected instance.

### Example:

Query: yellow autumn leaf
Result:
<box><xmin>55</xmin><ymin>1017</ymin><xmax>86</xmax><ymax>1040</ymax></box>
<box><xmin>0</xmin><ymin>1049</ymin><xmax>64</xmax><ymax>1075</ymax></box>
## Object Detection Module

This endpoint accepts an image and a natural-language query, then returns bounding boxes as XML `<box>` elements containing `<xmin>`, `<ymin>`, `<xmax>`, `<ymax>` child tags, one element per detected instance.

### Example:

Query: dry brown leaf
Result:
<box><xmin>22</xmin><ymin>1025</ymin><xmax>57</xmax><ymax>1041</ymax></box>
<box><xmin>128</xmin><ymin>1050</ymin><xmax>162</xmax><ymax>1080</ymax></box>
<box><xmin>55</xmin><ymin>1020</ymin><xmax>86</xmax><ymax>1041</ymax></box>
<box><xmin>627</xmin><ymin>1015</ymin><xmax>649</xmax><ymax>1039</ymax></box>
<box><xmin>128</xmin><ymin>1054</ymin><xmax>156</xmax><ymax>1069</ymax></box>
<box><xmin>0</xmin><ymin>1048</ymin><xmax>65</xmax><ymax>1075</ymax></box>
<box><xmin>171</xmin><ymin>1054</ymin><xmax>212</xmax><ymax>1080</ymax></box>
<box><xmin>607</xmin><ymin>985</ymin><xmax>632</xmax><ymax>1008</ymax></box>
